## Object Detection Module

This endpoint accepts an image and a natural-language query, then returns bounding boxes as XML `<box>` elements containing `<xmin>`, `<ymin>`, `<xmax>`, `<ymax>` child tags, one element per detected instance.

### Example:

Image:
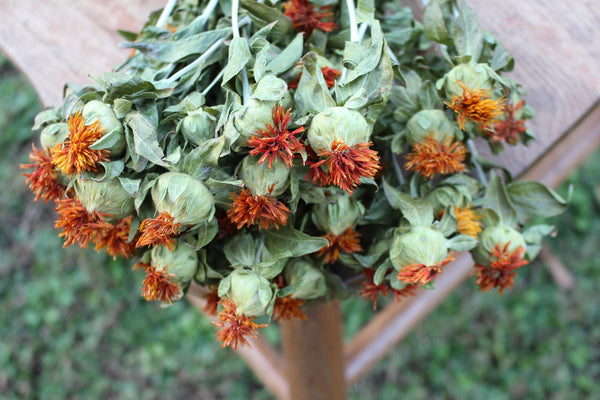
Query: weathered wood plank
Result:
<box><xmin>0</xmin><ymin>0</ymin><xmax>163</xmax><ymax>106</ymax></box>
<box><xmin>467</xmin><ymin>0</ymin><xmax>600</xmax><ymax>175</ymax></box>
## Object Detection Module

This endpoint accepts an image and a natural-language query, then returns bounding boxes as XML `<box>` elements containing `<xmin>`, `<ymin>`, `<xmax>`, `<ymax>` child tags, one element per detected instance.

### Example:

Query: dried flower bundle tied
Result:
<box><xmin>22</xmin><ymin>0</ymin><xmax>568</xmax><ymax>348</ymax></box>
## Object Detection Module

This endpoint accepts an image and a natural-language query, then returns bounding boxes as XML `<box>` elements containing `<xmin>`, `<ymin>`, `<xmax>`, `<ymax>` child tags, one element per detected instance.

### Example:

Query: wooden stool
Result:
<box><xmin>2</xmin><ymin>1</ymin><xmax>599</xmax><ymax>399</ymax></box>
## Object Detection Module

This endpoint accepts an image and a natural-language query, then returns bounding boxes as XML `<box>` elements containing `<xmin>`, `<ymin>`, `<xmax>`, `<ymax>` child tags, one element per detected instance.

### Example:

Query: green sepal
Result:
<box><xmin>383</xmin><ymin>180</ymin><xmax>434</xmax><ymax>227</ymax></box>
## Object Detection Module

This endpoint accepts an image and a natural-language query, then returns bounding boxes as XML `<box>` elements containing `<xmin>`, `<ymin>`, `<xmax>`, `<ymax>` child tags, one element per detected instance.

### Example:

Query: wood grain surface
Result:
<box><xmin>0</xmin><ymin>0</ymin><xmax>164</xmax><ymax>106</ymax></box>
<box><xmin>467</xmin><ymin>0</ymin><xmax>600</xmax><ymax>175</ymax></box>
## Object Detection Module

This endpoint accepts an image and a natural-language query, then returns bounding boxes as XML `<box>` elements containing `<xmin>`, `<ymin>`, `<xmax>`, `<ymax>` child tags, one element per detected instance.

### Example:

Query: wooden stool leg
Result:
<box><xmin>539</xmin><ymin>246</ymin><xmax>575</xmax><ymax>290</ymax></box>
<box><xmin>280</xmin><ymin>300</ymin><xmax>346</xmax><ymax>400</ymax></box>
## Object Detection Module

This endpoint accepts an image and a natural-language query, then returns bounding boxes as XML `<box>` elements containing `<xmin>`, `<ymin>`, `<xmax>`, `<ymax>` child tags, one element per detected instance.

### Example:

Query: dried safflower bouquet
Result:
<box><xmin>22</xmin><ymin>0</ymin><xmax>568</xmax><ymax>349</ymax></box>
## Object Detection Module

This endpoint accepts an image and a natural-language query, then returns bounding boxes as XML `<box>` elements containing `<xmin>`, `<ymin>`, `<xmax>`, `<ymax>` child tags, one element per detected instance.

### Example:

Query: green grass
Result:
<box><xmin>2</xmin><ymin>53</ymin><xmax>599</xmax><ymax>399</ymax></box>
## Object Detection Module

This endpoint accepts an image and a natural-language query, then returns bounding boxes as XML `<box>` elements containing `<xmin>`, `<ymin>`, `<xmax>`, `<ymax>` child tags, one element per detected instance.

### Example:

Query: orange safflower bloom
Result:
<box><xmin>304</xmin><ymin>144</ymin><xmax>329</xmax><ymax>186</ymax></box>
<box><xmin>247</xmin><ymin>105</ymin><xmax>305</xmax><ymax>169</ymax></box>
<box><xmin>404</xmin><ymin>134</ymin><xmax>467</xmax><ymax>180</ymax></box>
<box><xmin>94</xmin><ymin>216</ymin><xmax>136</xmax><ymax>259</ymax></box>
<box><xmin>272</xmin><ymin>296</ymin><xmax>307</xmax><ymax>321</ymax></box>
<box><xmin>135</xmin><ymin>262</ymin><xmax>181</xmax><ymax>304</ymax></box>
<box><xmin>475</xmin><ymin>243</ymin><xmax>529</xmax><ymax>293</ymax></box>
<box><xmin>54</xmin><ymin>198</ymin><xmax>112</xmax><ymax>248</ymax></box>
<box><xmin>453</xmin><ymin>205</ymin><xmax>483</xmax><ymax>238</ymax></box>
<box><xmin>361</xmin><ymin>268</ymin><xmax>419</xmax><ymax>310</ymax></box>
<box><xmin>488</xmin><ymin>100</ymin><xmax>527</xmax><ymax>145</ymax></box>
<box><xmin>313</xmin><ymin>140</ymin><xmax>380</xmax><ymax>194</ymax></box>
<box><xmin>202</xmin><ymin>287</ymin><xmax>220</xmax><ymax>316</ymax></box>
<box><xmin>227</xmin><ymin>188</ymin><xmax>289</xmax><ymax>230</ymax></box>
<box><xmin>392</xmin><ymin>284</ymin><xmax>419</xmax><ymax>301</ymax></box>
<box><xmin>51</xmin><ymin>111</ymin><xmax>110</xmax><ymax>175</ymax></box>
<box><xmin>213</xmin><ymin>299</ymin><xmax>268</xmax><ymax>349</ymax></box>
<box><xmin>397</xmin><ymin>253</ymin><xmax>454</xmax><ymax>285</ymax></box>
<box><xmin>283</xmin><ymin>0</ymin><xmax>338</xmax><ymax>37</ymax></box>
<box><xmin>288</xmin><ymin>66</ymin><xmax>342</xmax><ymax>90</ymax></box>
<box><xmin>136</xmin><ymin>212</ymin><xmax>181</xmax><ymax>251</ymax></box>
<box><xmin>360</xmin><ymin>268</ymin><xmax>390</xmax><ymax>310</ymax></box>
<box><xmin>316</xmin><ymin>227</ymin><xmax>363</xmax><ymax>264</ymax></box>
<box><xmin>20</xmin><ymin>144</ymin><xmax>66</xmax><ymax>203</ymax></box>
<box><xmin>446</xmin><ymin>81</ymin><xmax>505</xmax><ymax>131</ymax></box>
<box><xmin>215</xmin><ymin>210</ymin><xmax>237</xmax><ymax>239</ymax></box>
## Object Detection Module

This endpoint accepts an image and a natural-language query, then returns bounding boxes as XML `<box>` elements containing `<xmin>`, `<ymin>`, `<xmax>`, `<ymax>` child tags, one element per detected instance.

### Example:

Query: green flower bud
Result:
<box><xmin>239</xmin><ymin>155</ymin><xmax>290</xmax><ymax>197</ymax></box>
<box><xmin>284</xmin><ymin>259</ymin><xmax>327</xmax><ymax>300</ymax></box>
<box><xmin>74</xmin><ymin>177</ymin><xmax>134</xmax><ymax>220</ymax></box>
<box><xmin>151</xmin><ymin>172</ymin><xmax>215</xmax><ymax>225</ymax></box>
<box><xmin>390</xmin><ymin>226</ymin><xmax>449</xmax><ymax>270</ymax></box>
<box><xmin>235</xmin><ymin>76</ymin><xmax>291</xmax><ymax>140</ymax></box>
<box><xmin>445</xmin><ymin>63</ymin><xmax>493</xmax><ymax>98</ymax></box>
<box><xmin>312</xmin><ymin>194</ymin><xmax>365</xmax><ymax>235</ymax></box>
<box><xmin>82</xmin><ymin>100</ymin><xmax>126</xmax><ymax>155</ymax></box>
<box><xmin>406</xmin><ymin>110</ymin><xmax>456</xmax><ymax>144</ymax></box>
<box><xmin>180</xmin><ymin>110</ymin><xmax>215</xmax><ymax>146</ymax></box>
<box><xmin>220</xmin><ymin>269</ymin><xmax>274</xmax><ymax>317</ymax></box>
<box><xmin>151</xmin><ymin>241</ymin><xmax>198</xmax><ymax>286</ymax></box>
<box><xmin>472</xmin><ymin>225</ymin><xmax>527</xmax><ymax>267</ymax></box>
<box><xmin>40</xmin><ymin>123</ymin><xmax>69</xmax><ymax>151</ymax></box>
<box><xmin>307</xmin><ymin>107</ymin><xmax>371</xmax><ymax>151</ymax></box>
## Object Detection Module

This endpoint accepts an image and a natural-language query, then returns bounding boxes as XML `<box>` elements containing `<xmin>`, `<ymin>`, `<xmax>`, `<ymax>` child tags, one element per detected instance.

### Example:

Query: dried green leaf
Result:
<box><xmin>383</xmin><ymin>180</ymin><xmax>434</xmax><ymax>227</ymax></box>
<box><xmin>482</xmin><ymin>173</ymin><xmax>518</xmax><ymax>226</ymax></box>
<box><xmin>266</xmin><ymin>33</ymin><xmax>304</xmax><ymax>76</ymax></box>
<box><xmin>264</xmin><ymin>225</ymin><xmax>329</xmax><ymax>259</ymax></box>
<box><xmin>293</xmin><ymin>52</ymin><xmax>336</xmax><ymax>116</ymax></box>
<box><xmin>424</xmin><ymin>0</ymin><xmax>451</xmax><ymax>45</ymax></box>
<box><xmin>222</xmin><ymin>37</ymin><xmax>252</xmax><ymax>89</ymax></box>
<box><xmin>122</xmin><ymin>28</ymin><xmax>230</xmax><ymax>63</ymax></box>
<box><xmin>506</xmin><ymin>181</ymin><xmax>569</xmax><ymax>220</ymax></box>
<box><xmin>126</xmin><ymin>111</ymin><xmax>169</xmax><ymax>167</ymax></box>
<box><xmin>451</xmin><ymin>0</ymin><xmax>484</xmax><ymax>62</ymax></box>
<box><xmin>118</xmin><ymin>177</ymin><xmax>142</xmax><ymax>198</ymax></box>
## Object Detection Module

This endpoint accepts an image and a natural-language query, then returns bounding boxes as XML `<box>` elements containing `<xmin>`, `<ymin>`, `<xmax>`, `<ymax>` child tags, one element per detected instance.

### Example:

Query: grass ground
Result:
<box><xmin>2</xmin><ymin>53</ymin><xmax>599</xmax><ymax>399</ymax></box>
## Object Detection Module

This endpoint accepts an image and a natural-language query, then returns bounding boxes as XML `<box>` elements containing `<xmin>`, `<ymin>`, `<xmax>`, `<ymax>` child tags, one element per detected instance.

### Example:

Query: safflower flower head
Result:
<box><xmin>390</xmin><ymin>226</ymin><xmax>452</xmax><ymax>285</ymax></box>
<box><xmin>307</xmin><ymin>107</ymin><xmax>380</xmax><ymax>194</ymax></box>
<box><xmin>54</xmin><ymin>197</ymin><xmax>112</xmax><ymax>249</ymax></box>
<box><xmin>21</xmin><ymin>144</ymin><xmax>66</xmax><ymax>203</ymax></box>
<box><xmin>227</xmin><ymin>156</ymin><xmax>290</xmax><ymax>230</ymax></box>
<box><xmin>472</xmin><ymin>225</ymin><xmax>529</xmax><ymax>293</ymax></box>
<box><xmin>404</xmin><ymin>134</ymin><xmax>468</xmax><ymax>180</ymax></box>
<box><xmin>488</xmin><ymin>99</ymin><xmax>528</xmax><ymax>145</ymax></box>
<box><xmin>137</xmin><ymin>172</ymin><xmax>215</xmax><ymax>250</ymax></box>
<box><xmin>247</xmin><ymin>104</ymin><xmax>305</xmax><ymax>169</ymax></box>
<box><xmin>213</xmin><ymin>298</ymin><xmax>268</xmax><ymax>349</ymax></box>
<box><xmin>272</xmin><ymin>295</ymin><xmax>307</xmax><ymax>321</ymax></box>
<box><xmin>94</xmin><ymin>215</ymin><xmax>136</xmax><ymax>259</ymax></box>
<box><xmin>446</xmin><ymin>81</ymin><xmax>505</xmax><ymax>131</ymax></box>
<box><xmin>283</xmin><ymin>0</ymin><xmax>338</xmax><ymax>37</ymax></box>
<box><xmin>51</xmin><ymin>110</ymin><xmax>110</xmax><ymax>175</ymax></box>
<box><xmin>453</xmin><ymin>205</ymin><xmax>483</xmax><ymax>238</ymax></box>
